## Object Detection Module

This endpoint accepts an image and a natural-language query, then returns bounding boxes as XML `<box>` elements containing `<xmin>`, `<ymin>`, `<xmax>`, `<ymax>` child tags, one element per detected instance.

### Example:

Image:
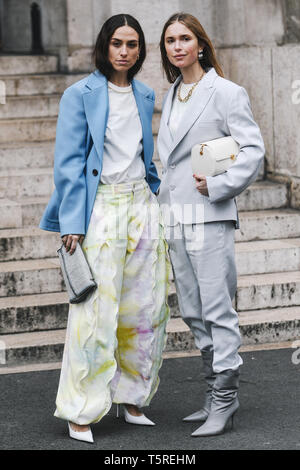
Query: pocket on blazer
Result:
<box><xmin>197</xmin><ymin>120</ymin><xmax>224</xmax><ymax>125</ymax></box>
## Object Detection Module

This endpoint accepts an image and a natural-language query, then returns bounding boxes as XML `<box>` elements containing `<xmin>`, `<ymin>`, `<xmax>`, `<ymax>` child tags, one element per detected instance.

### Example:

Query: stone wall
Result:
<box><xmin>0</xmin><ymin>0</ymin><xmax>68</xmax><ymax>68</ymax></box>
<box><xmin>182</xmin><ymin>0</ymin><xmax>285</xmax><ymax>46</ymax></box>
<box><xmin>43</xmin><ymin>0</ymin><xmax>300</xmax><ymax>194</ymax></box>
<box><xmin>284</xmin><ymin>0</ymin><xmax>300</xmax><ymax>42</ymax></box>
<box><xmin>0</xmin><ymin>0</ymin><xmax>2</xmax><ymax>50</ymax></box>
<box><xmin>1</xmin><ymin>0</ymin><xmax>300</xmax><ymax>204</ymax></box>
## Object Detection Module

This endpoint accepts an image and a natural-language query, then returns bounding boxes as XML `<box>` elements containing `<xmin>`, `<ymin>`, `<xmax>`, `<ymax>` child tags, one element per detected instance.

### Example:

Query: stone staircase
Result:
<box><xmin>1</xmin><ymin>54</ymin><xmax>300</xmax><ymax>372</ymax></box>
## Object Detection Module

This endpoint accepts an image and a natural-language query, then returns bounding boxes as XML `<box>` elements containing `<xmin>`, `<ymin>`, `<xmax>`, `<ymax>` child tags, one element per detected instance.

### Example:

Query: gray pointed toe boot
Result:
<box><xmin>183</xmin><ymin>350</ymin><xmax>216</xmax><ymax>422</ymax></box>
<box><xmin>191</xmin><ymin>368</ymin><xmax>239</xmax><ymax>437</ymax></box>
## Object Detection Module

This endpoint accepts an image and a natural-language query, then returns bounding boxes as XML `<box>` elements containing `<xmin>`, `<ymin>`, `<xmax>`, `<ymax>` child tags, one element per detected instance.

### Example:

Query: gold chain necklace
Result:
<box><xmin>177</xmin><ymin>71</ymin><xmax>205</xmax><ymax>103</ymax></box>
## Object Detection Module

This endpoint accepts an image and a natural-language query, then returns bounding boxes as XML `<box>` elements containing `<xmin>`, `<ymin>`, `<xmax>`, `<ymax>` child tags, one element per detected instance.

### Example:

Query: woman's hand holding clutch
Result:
<box><xmin>193</xmin><ymin>174</ymin><xmax>209</xmax><ymax>196</ymax></box>
<box><xmin>61</xmin><ymin>234</ymin><xmax>85</xmax><ymax>255</ymax></box>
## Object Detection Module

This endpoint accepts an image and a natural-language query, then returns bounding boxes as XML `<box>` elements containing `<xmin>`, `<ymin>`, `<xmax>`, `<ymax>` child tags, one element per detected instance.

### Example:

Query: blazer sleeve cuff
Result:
<box><xmin>206</xmin><ymin>175</ymin><xmax>222</xmax><ymax>203</ymax></box>
<box><xmin>60</xmin><ymin>225</ymin><xmax>86</xmax><ymax>239</ymax></box>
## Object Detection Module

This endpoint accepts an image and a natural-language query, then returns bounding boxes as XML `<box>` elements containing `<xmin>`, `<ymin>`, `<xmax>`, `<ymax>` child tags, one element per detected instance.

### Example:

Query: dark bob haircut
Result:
<box><xmin>92</xmin><ymin>14</ymin><xmax>146</xmax><ymax>82</ymax></box>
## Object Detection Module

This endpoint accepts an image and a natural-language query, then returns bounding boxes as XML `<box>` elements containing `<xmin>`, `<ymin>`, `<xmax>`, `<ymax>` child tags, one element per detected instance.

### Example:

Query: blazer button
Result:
<box><xmin>170</xmin><ymin>185</ymin><xmax>176</xmax><ymax>191</ymax></box>
<box><xmin>92</xmin><ymin>169</ymin><xmax>98</xmax><ymax>176</ymax></box>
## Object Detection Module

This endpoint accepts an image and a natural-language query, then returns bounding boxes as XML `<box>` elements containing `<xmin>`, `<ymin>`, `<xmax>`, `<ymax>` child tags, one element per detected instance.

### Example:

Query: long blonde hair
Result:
<box><xmin>160</xmin><ymin>12</ymin><xmax>224</xmax><ymax>83</ymax></box>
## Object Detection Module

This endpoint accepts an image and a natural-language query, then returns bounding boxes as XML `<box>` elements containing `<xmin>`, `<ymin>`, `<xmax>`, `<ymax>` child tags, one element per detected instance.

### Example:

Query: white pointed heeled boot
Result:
<box><xmin>116</xmin><ymin>404</ymin><xmax>155</xmax><ymax>426</ymax></box>
<box><xmin>68</xmin><ymin>422</ymin><xmax>94</xmax><ymax>443</ymax></box>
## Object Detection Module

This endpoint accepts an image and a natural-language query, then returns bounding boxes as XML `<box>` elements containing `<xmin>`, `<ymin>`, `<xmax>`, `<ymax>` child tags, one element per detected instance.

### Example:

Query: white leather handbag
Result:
<box><xmin>191</xmin><ymin>136</ymin><xmax>240</xmax><ymax>177</ymax></box>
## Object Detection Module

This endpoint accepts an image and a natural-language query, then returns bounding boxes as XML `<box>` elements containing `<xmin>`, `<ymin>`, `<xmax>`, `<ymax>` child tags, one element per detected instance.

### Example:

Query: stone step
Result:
<box><xmin>0</xmin><ymin>141</ymin><xmax>54</xmax><ymax>170</ymax></box>
<box><xmin>0</xmin><ymin>139</ymin><xmax>155</xmax><ymax>171</ymax></box>
<box><xmin>0</xmin><ymin>246</ymin><xmax>299</xmax><ymax>308</ymax></box>
<box><xmin>0</xmin><ymin>164</ymin><xmax>286</xmax><ymax>204</ymax></box>
<box><xmin>152</xmin><ymin>165</ymin><xmax>287</xmax><ymax>212</ymax></box>
<box><xmin>153</xmin><ymin>135</ymin><xmax>159</xmax><ymax>163</ymax></box>
<box><xmin>153</xmin><ymin>111</ymin><xmax>160</xmax><ymax>135</ymax></box>
<box><xmin>0</xmin><ymin>55</ymin><xmax>58</xmax><ymax>75</ymax></box>
<box><xmin>0</xmin><ymin>94</ymin><xmax>60</xmax><ymax>119</ymax></box>
<box><xmin>0</xmin><ymin>339</ymin><xmax>295</xmax><ymax>374</ymax></box>
<box><xmin>5</xmin><ymin>169</ymin><xmax>53</xmax><ymax>198</ymax></box>
<box><xmin>2</xmin><ymin>223</ymin><xmax>300</xmax><ymax>276</ymax></box>
<box><xmin>0</xmin><ymin>289</ymin><xmax>178</xmax><ymax>335</ymax></box>
<box><xmin>0</xmin><ymin>227</ymin><xmax>61</xmax><ymax>261</ymax></box>
<box><xmin>237</xmin><ymin>271</ymin><xmax>300</xmax><ymax>311</ymax></box>
<box><xmin>0</xmin><ymin>328</ymin><xmax>66</xmax><ymax>366</ymax></box>
<box><xmin>235</xmin><ymin>238</ymin><xmax>300</xmax><ymax>275</ymax></box>
<box><xmin>0</xmin><ymin>292</ymin><xmax>69</xmax><ymax>334</ymax></box>
<box><xmin>0</xmin><ymin>197</ymin><xmax>49</xmax><ymax>229</ymax></box>
<box><xmin>3</xmin><ymin>137</ymin><xmax>158</xmax><ymax>171</ymax></box>
<box><xmin>0</xmin><ymin>168</ymin><xmax>54</xmax><ymax>199</ymax></box>
<box><xmin>236</xmin><ymin>209</ymin><xmax>300</xmax><ymax>242</ymax></box>
<box><xmin>165</xmin><ymin>306</ymin><xmax>300</xmax><ymax>351</ymax></box>
<box><xmin>0</xmin><ymin>117</ymin><xmax>57</xmax><ymax>143</ymax></box>
<box><xmin>236</xmin><ymin>180</ymin><xmax>288</xmax><ymax>211</ymax></box>
<box><xmin>1</xmin><ymin>306</ymin><xmax>300</xmax><ymax>366</ymax></box>
<box><xmin>0</xmin><ymin>257</ymin><xmax>63</xmax><ymax>298</ymax></box>
<box><xmin>1</xmin><ymin>204</ymin><xmax>299</xmax><ymax>241</ymax></box>
<box><xmin>0</xmin><ymin>179</ymin><xmax>294</xmax><ymax>229</ymax></box>
<box><xmin>1</xmin><ymin>73</ymin><xmax>86</xmax><ymax>97</ymax></box>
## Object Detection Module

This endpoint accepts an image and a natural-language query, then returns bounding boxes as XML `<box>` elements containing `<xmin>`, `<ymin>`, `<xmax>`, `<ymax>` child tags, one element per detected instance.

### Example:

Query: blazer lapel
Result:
<box><xmin>83</xmin><ymin>71</ymin><xmax>109</xmax><ymax>161</ymax></box>
<box><xmin>132</xmin><ymin>79</ymin><xmax>154</xmax><ymax>170</ymax></box>
<box><xmin>156</xmin><ymin>77</ymin><xmax>181</xmax><ymax>167</ymax></box>
<box><xmin>162</xmin><ymin>75</ymin><xmax>181</xmax><ymax>145</ymax></box>
<box><xmin>166</xmin><ymin>68</ymin><xmax>219</xmax><ymax>158</ymax></box>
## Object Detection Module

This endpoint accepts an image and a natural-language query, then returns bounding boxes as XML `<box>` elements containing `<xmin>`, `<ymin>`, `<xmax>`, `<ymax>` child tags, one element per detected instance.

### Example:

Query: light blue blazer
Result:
<box><xmin>39</xmin><ymin>70</ymin><xmax>160</xmax><ymax>238</ymax></box>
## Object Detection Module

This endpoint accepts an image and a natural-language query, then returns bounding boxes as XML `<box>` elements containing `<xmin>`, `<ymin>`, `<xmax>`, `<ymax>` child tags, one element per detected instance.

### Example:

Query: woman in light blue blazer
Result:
<box><xmin>157</xmin><ymin>13</ymin><xmax>265</xmax><ymax>437</ymax></box>
<box><xmin>39</xmin><ymin>14</ymin><xmax>170</xmax><ymax>443</ymax></box>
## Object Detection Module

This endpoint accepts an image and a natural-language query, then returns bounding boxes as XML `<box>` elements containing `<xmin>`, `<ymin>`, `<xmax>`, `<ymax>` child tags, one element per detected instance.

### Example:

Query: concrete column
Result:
<box><xmin>66</xmin><ymin>0</ymin><xmax>111</xmax><ymax>71</ymax></box>
<box><xmin>1</xmin><ymin>0</ymin><xmax>68</xmax><ymax>69</ymax></box>
<box><xmin>283</xmin><ymin>0</ymin><xmax>300</xmax><ymax>42</ymax></box>
<box><xmin>40</xmin><ymin>0</ymin><xmax>68</xmax><ymax>70</ymax></box>
<box><xmin>1</xmin><ymin>0</ymin><xmax>32</xmax><ymax>52</ymax></box>
<box><xmin>0</xmin><ymin>0</ymin><xmax>3</xmax><ymax>51</ymax></box>
<box><xmin>129</xmin><ymin>0</ymin><xmax>181</xmax><ymax>108</ymax></box>
<box><xmin>212</xmin><ymin>0</ymin><xmax>285</xmax><ymax>47</ymax></box>
<box><xmin>218</xmin><ymin>47</ymin><xmax>272</xmax><ymax>180</ymax></box>
<box><xmin>271</xmin><ymin>44</ymin><xmax>300</xmax><ymax>208</ymax></box>
<box><xmin>110</xmin><ymin>0</ymin><xmax>180</xmax><ymax>44</ymax></box>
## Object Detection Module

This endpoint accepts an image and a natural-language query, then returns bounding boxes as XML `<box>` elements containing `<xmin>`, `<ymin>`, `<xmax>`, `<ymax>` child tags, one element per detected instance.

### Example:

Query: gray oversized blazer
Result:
<box><xmin>157</xmin><ymin>67</ymin><xmax>265</xmax><ymax>229</ymax></box>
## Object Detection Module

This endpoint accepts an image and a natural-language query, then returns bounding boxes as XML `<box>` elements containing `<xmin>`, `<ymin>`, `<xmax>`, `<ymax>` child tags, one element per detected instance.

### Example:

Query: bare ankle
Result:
<box><xmin>69</xmin><ymin>421</ymin><xmax>90</xmax><ymax>432</ymax></box>
<box><xmin>125</xmin><ymin>404</ymin><xmax>143</xmax><ymax>417</ymax></box>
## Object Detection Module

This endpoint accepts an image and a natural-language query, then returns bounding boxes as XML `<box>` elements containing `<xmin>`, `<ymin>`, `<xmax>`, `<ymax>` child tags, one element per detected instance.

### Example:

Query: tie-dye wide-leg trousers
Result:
<box><xmin>54</xmin><ymin>180</ymin><xmax>171</xmax><ymax>425</ymax></box>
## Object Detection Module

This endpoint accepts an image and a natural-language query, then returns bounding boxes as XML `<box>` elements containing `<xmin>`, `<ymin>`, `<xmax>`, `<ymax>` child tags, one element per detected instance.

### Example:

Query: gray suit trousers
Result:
<box><xmin>166</xmin><ymin>220</ymin><xmax>243</xmax><ymax>373</ymax></box>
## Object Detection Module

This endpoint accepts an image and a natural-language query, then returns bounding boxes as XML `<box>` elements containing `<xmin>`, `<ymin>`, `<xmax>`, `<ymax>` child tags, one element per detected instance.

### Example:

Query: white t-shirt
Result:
<box><xmin>100</xmin><ymin>81</ymin><xmax>145</xmax><ymax>184</ymax></box>
<box><xmin>167</xmin><ymin>80</ymin><xmax>200</xmax><ymax>224</ymax></box>
<box><xmin>168</xmin><ymin>81</ymin><xmax>198</xmax><ymax>138</ymax></box>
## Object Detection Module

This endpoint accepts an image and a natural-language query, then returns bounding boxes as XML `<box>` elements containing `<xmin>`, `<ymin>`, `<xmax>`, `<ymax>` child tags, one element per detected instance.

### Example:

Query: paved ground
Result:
<box><xmin>0</xmin><ymin>346</ymin><xmax>300</xmax><ymax>450</ymax></box>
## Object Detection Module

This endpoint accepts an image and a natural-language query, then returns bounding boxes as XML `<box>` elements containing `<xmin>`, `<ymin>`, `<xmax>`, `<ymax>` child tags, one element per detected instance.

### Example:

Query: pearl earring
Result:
<box><xmin>198</xmin><ymin>50</ymin><xmax>204</xmax><ymax>60</ymax></box>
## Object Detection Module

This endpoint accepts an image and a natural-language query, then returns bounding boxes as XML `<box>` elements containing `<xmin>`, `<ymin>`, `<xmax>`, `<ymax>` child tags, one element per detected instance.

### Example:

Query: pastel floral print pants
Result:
<box><xmin>54</xmin><ymin>180</ymin><xmax>171</xmax><ymax>425</ymax></box>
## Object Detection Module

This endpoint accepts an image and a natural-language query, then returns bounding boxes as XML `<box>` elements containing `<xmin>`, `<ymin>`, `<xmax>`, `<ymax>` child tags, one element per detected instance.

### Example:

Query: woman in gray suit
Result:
<box><xmin>157</xmin><ymin>12</ymin><xmax>265</xmax><ymax>437</ymax></box>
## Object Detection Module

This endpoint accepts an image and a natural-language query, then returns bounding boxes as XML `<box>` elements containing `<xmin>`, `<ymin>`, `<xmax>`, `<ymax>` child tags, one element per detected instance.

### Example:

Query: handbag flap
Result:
<box><xmin>201</xmin><ymin>136</ymin><xmax>240</xmax><ymax>161</ymax></box>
